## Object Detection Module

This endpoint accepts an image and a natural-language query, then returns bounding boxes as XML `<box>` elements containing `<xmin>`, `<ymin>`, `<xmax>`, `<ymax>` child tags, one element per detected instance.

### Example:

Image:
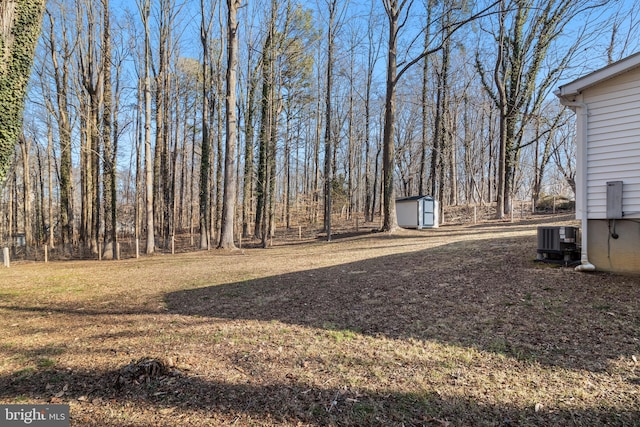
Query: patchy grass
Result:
<box><xmin>0</xmin><ymin>215</ymin><xmax>639</xmax><ymax>426</ymax></box>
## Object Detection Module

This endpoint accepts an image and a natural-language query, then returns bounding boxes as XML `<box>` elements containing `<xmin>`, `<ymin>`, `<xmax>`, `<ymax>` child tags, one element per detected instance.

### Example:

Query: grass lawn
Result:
<box><xmin>0</xmin><ymin>215</ymin><xmax>638</xmax><ymax>426</ymax></box>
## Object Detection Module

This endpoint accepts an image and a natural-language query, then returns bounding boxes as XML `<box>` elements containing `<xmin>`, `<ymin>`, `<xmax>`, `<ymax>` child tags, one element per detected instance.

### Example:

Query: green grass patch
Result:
<box><xmin>350</xmin><ymin>401</ymin><xmax>376</xmax><ymax>420</ymax></box>
<box><xmin>14</xmin><ymin>367</ymin><xmax>36</xmax><ymax>380</ymax></box>
<box><xmin>327</xmin><ymin>329</ymin><xmax>358</xmax><ymax>343</ymax></box>
<box><xmin>36</xmin><ymin>358</ymin><xmax>56</xmax><ymax>369</ymax></box>
<box><xmin>322</xmin><ymin>322</ymin><xmax>358</xmax><ymax>343</ymax></box>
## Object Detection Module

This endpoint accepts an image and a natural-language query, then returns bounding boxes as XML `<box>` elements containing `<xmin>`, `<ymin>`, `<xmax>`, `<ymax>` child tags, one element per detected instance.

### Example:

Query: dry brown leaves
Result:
<box><xmin>0</xmin><ymin>214</ymin><xmax>638</xmax><ymax>426</ymax></box>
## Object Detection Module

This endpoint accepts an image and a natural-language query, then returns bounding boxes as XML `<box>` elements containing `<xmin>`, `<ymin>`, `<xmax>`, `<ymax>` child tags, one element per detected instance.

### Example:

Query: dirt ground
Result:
<box><xmin>0</xmin><ymin>213</ymin><xmax>638</xmax><ymax>426</ymax></box>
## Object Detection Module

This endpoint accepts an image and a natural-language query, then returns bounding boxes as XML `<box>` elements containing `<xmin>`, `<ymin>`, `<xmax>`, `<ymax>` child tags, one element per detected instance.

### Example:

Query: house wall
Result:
<box><xmin>588</xmin><ymin>219</ymin><xmax>640</xmax><ymax>273</ymax></box>
<box><xmin>583</xmin><ymin>66</ymin><xmax>640</xmax><ymax>220</ymax></box>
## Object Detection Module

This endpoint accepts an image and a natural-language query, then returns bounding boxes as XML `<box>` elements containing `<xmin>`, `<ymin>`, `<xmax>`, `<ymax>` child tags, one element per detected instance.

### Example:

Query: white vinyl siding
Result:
<box><xmin>584</xmin><ymin>67</ymin><xmax>640</xmax><ymax>219</ymax></box>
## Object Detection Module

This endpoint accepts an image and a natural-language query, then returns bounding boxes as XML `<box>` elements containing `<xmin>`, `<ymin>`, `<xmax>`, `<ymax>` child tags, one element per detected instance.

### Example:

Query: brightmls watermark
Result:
<box><xmin>0</xmin><ymin>405</ymin><xmax>69</xmax><ymax>426</ymax></box>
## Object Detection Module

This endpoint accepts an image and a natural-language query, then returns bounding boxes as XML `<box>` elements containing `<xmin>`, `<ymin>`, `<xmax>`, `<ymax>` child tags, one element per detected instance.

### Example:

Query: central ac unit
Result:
<box><xmin>537</xmin><ymin>226</ymin><xmax>579</xmax><ymax>262</ymax></box>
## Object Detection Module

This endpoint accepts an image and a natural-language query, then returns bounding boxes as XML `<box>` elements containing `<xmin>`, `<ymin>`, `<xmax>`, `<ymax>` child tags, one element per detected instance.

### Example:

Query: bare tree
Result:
<box><xmin>322</xmin><ymin>0</ymin><xmax>337</xmax><ymax>240</ymax></box>
<box><xmin>552</xmin><ymin>121</ymin><xmax>576</xmax><ymax>195</ymax></box>
<box><xmin>102</xmin><ymin>0</ymin><xmax>116</xmax><ymax>259</ymax></box>
<box><xmin>218</xmin><ymin>0</ymin><xmax>241</xmax><ymax>249</ymax></box>
<box><xmin>380</xmin><ymin>0</ymin><xmax>401</xmax><ymax>232</ymax></box>
<box><xmin>77</xmin><ymin>0</ymin><xmax>103</xmax><ymax>253</ymax></box>
<box><xmin>280</xmin><ymin>3</ymin><xmax>318</xmax><ymax>230</ymax></box>
<box><xmin>381</xmin><ymin>0</ymin><xmax>497</xmax><ymax>231</ymax></box>
<box><xmin>138</xmin><ymin>0</ymin><xmax>155</xmax><ymax>253</ymax></box>
<box><xmin>255</xmin><ymin>0</ymin><xmax>278</xmax><ymax>244</ymax></box>
<box><xmin>44</xmin><ymin>4</ymin><xmax>74</xmax><ymax>249</ymax></box>
<box><xmin>241</xmin><ymin>3</ymin><xmax>260</xmax><ymax>239</ymax></box>
<box><xmin>319</xmin><ymin>0</ymin><xmax>349</xmax><ymax>240</ymax></box>
<box><xmin>364</xmin><ymin>7</ymin><xmax>382</xmax><ymax>222</ymax></box>
<box><xmin>476</xmin><ymin>0</ymin><xmax>607</xmax><ymax>218</ymax></box>
<box><xmin>419</xmin><ymin>0</ymin><xmax>434</xmax><ymax>197</ymax></box>
<box><xmin>17</xmin><ymin>134</ymin><xmax>31</xmax><ymax>247</ymax></box>
<box><xmin>605</xmin><ymin>3</ymin><xmax>640</xmax><ymax>64</ymax></box>
<box><xmin>199</xmin><ymin>0</ymin><xmax>215</xmax><ymax>249</ymax></box>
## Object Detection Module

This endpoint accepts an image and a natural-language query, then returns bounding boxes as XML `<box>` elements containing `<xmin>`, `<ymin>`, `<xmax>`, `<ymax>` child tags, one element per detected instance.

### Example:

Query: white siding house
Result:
<box><xmin>556</xmin><ymin>52</ymin><xmax>640</xmax><ymax>273</ymax></box>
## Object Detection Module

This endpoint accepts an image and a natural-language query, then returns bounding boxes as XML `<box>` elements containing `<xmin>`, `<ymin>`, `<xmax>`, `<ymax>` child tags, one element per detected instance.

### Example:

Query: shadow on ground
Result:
<box><xmin>0</xmin><ymin>365</ymin><xmax>637</xmax><ymax>426</ymax></box>
<box><xmin>2</xmin><ymin>226</ymin><xmax>638</xmax><ymax>425</ymax></box>
<box><xmin>166</xmin><ymin>235</ymin><xmax>640</xmax><ymax>373</ymax></box>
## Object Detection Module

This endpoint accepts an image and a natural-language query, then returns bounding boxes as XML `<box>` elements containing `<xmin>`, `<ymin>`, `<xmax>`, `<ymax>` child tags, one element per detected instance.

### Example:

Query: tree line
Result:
<box><xmin>0</xmin><ymin>0</ymin><xmax>637</xmax><ymax>256</ymax></box>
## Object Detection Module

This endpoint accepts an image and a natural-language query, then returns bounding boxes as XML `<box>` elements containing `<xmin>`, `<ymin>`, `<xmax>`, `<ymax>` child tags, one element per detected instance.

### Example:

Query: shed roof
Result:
<box><xmin>555</xmin><ymin>51</ymin><xmax>640</xmax><ymax>99</ymax></box>
<box><xmin>396</xmin><ymin>195</ymin><xmax>434</xmax><ymax>202</ymax></box>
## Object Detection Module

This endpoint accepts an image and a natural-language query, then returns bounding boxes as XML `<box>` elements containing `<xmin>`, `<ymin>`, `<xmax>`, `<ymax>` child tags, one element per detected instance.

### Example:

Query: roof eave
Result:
<box><xmin>556</xmin><ymin>51</ymin><xmax>640</xmax><ymax>100</ymax></box>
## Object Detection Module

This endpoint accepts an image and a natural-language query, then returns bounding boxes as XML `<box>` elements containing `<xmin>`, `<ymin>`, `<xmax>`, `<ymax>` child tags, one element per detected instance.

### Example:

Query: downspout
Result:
<box><xmin>559</xmin><ymin>99</ymin><xmax>595</xmax><ymax>271</ymax></box>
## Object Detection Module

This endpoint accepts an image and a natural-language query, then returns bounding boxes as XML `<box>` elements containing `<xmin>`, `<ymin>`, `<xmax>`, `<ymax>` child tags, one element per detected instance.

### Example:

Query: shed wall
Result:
<box><xmin>396</xmin><ymin>201</ymin><xmax>418</xmax><ymax>228</ymax></box>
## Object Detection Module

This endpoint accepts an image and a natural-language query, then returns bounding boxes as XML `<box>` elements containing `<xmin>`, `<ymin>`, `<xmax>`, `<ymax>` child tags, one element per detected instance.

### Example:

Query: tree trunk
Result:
<box><xmin>242</xmin><ymin>63</ymin><xmax>257</xmax><ymax>238</ymax></box>
<box><xmin>46</xmin><ymin>123</ymin><xmax>55</xmax><ymax>247</ymax></box>
<box><xmin>255</xmin><ymin>1</ymin><xmax>276</xmax><ymax>241</ymax></box>
<box><xmin>419</xmin><ymin>0</ymin><xmax>433</xmax><ymax>197</ymax></box>
<box><xmin>363</xmin><ymin>10</ymin><xmax>380</xmax><ymax>222</ymax></box>
<box><xmin>46</xmin><ymin>8</ymin><xmax>73</xmax><ymax>249</ymax></box>
<box><xmin>199</xmin><ymin>0</ymin><xmax>213</xmax><ymax>250</ymax></box>
<box><xmin>284</xmin><ymin>105</ymin><xmax>292</xmax><ymax>228</ymax></box>
<box><xmin>381</xmin><ymin>0</ymin><xmax>399</xmax><ymax>232</ymax></box>
<box><xmin>139</xmin><ymin>0</ymin><xmax>155</xmax><ymax>253</ymax></box>
<box><xmin>36</xmin><ymin>143</ymin><xmax>45</xmax><ymax>245</ymax></box>
<box><xmin>0</xmin><ymin>0</ymin><xmax>45</xmax><ymax>184</ymax></box>
<box><xmin>218</xmin><ymin>0</ymin><xmax>240</xmax><ymax>250</ymax></box>
<box><xmin>323</xmin><ymin>0</ymin><xmax>338</xmax><ymax>240</ymax></box>
<box><xmin>77</xmin><ymin>0</ymin><xmax>101</xmax><ymax>254</ymax></box>
<box><xmin>214</xmin><ymin>75</ymin><xmax>224</xmax><ymax>243</ymax></box>
<box><xmin>19</xmin><ymin>135</ymin><xmax>31</xmax><ymax>248</ymax></box>
<box><xmin>102</xmin><ymin>0</ymin><xmax>116</xmax><ymax>259</ymax></box>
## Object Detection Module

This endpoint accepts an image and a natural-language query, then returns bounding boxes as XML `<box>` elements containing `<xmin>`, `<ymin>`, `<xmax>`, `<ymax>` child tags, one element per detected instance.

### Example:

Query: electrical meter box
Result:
<box><xmin>607</xmin><ymin>181</ymin><xmax>623</xmax><ymax>219</ymax></box>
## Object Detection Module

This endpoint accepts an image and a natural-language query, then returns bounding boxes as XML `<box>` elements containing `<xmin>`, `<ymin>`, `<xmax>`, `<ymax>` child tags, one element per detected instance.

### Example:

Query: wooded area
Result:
<box><xmin>0</xmin><ymin>0</ymin><xmax>638</xmax><ymax>257</ymax></box>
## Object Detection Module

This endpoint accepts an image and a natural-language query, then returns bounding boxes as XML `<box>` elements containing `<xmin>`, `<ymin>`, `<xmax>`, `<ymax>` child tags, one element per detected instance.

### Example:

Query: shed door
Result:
<box><xmin>422</xmin><ymin>199</ymin><xmax>434</xmax><ymax>226</ymax></box>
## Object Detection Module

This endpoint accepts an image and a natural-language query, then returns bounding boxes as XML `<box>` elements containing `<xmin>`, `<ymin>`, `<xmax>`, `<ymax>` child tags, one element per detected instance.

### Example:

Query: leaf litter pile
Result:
<box><xmin>0</xmin><ymin>215</ymin><xmax>638</xmax><ymax>426</ymax></box>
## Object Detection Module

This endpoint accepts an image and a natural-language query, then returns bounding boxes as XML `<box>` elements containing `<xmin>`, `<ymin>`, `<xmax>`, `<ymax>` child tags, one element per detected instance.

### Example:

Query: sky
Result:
<box><xmin>26</xmin><ymin>0</ymin><xmax>640</xmax><ymax>174</ymax></box>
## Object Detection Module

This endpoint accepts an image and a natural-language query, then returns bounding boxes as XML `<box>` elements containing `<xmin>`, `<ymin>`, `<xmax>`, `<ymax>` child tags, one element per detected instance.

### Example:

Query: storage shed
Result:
<box><xmin>396</xmin><ymin>196</ymin><xmax>439</xmax><ymax>229</ymax></box>
<box><xmin>555</xmin><ymin>51</ymin><xmax>640</xmax><ymax>273</ymax></box>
